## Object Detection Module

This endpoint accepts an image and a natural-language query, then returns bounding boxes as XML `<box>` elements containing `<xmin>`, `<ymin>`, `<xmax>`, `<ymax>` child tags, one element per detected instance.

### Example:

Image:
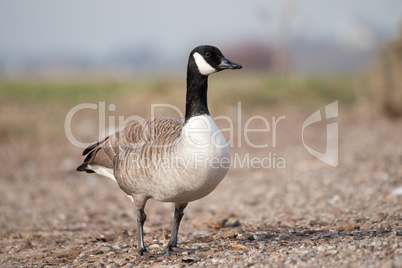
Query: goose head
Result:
<box><xmin>189</xmin><ymin>45</ymin><xmax>242</xmax><ymax>76</ymax></box>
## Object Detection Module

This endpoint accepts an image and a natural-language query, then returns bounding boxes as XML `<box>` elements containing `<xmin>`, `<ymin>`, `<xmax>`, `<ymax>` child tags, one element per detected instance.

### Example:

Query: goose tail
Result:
<box><xmin>76</xmin><ymin>137</ymin><xmax>110</xmax><ymax>173</ymax></box>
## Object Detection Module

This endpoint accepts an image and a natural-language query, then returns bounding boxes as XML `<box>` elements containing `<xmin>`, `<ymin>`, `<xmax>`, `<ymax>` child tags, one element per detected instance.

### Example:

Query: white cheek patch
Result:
<box><xmin>193</xmin><ymin>52</ymin><xmax>217</xmax><ymax>76</ymax></box>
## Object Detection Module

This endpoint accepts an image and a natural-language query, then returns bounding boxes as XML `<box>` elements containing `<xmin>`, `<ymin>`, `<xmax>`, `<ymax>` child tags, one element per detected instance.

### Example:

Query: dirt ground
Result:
<box><xmin>0</xmin><ymin>100</ymin><xmax>401</xmax><ymax>267</ymax></box>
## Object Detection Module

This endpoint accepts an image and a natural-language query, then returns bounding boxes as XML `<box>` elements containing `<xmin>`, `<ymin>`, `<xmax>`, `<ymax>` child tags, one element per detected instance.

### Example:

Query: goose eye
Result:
<box><xmin>205</xmin><ymin>52</ymin><xmax>211</xmax><ymax>57</ymax></box>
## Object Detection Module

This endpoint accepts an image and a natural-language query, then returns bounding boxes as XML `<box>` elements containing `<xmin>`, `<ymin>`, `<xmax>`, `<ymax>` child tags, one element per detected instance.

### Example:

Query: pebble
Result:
<box><xmin>74</xmin><ymin>259</ymin><xmax>87</xmax><ymax>263</ymax></box>
<box><xmin>182</xmin><ymin>254</ymin><xmax>199</xmax><ymax>263</ymax></box>
<box><xmin>148</xmin><ymin>244</ymin><xmax>160</xmax><ymax>250</ymax></box>
<box><xmin>100</xmin><ymin>246</ymin><xmax>111</xmax><ymax>253</ymax></box>
<box><xmin>328</xmin><ymin>250</ymin><xmax>338</xmax><ymax>255</ymax></box>
<box><xmin>337</xmin><ymin>221</ymin><xmax>357</xmax><ymax>231</ymax></box>
<box><xmin>216</xmin><ymin>229</ymin><xmax>238</xmax><ymax>239</ymax></box>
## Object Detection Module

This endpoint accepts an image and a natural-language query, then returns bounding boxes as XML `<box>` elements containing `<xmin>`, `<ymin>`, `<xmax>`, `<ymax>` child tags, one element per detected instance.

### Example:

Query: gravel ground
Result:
<box><xmin>0</xmin><ymin>109</ymin><xmax>401</xmax><ymax>267</ymax></box>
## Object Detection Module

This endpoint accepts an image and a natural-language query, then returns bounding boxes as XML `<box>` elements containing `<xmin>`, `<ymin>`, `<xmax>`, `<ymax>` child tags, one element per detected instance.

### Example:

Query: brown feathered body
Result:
<box><xmin>78</xmin><ymin>115</ymin><xmax>230</xmax><ymax>204</ymax></box>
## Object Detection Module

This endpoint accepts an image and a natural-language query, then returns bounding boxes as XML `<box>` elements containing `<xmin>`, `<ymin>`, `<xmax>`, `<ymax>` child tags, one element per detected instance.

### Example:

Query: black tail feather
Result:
<box><xmin>77</xmin><ymin>137</ymin><xmax>109</xmax><ymax>173</ymax></box>
<box><xmin>76</xmin><ymin>162</ymin><xmax>95</xmax><ymax>173</ymax></box>
<box><xmin>82</xmin><ymin>137</ymin><xmax>109</xmax><ymax>156</ymax></box>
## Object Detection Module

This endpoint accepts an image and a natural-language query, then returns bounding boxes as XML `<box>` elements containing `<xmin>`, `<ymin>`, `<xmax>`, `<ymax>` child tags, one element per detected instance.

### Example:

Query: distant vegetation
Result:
<box><xmin>0</xmin><ymin>72</ymin><xmax>372</xmax><ymax>145</ymax></box>
<box><xmin>363</xmin><ymin>28</ymin><xmax>402</xmax><ymax>117</ymax></box>
<box><xmin>0</xmin><ymin>74</ymin><xmax>356</xmax><ymax>111</ymax></box>
<box><xmin>0</xmin><ymin>79</ymin><xmax>147</xmax><ymax>102</ymax></box>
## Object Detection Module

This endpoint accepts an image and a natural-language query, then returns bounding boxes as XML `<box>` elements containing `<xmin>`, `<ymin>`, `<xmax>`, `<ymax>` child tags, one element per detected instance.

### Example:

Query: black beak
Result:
<box><xmin>218</xmin><ymin>57</ymin><xmax>242</xmax><ymax>70</ymax></box>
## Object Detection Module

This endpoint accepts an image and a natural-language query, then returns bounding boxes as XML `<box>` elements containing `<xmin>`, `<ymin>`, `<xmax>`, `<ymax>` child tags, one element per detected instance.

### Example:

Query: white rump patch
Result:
<box><xmin>193</xmin><ymin>52</ymin><xmax>217</xmax><ymax>76</ymax></box>
<box><xmin>88</xmin><ymin>165</ymin><xmax>117</xmax><ymax>182</ymax></box>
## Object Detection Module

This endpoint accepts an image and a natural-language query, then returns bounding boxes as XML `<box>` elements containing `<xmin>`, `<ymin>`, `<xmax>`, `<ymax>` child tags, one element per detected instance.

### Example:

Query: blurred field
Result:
<box><xmin>0</xmin><ymin>73</ymin><xmax>358</xmax><ymax>146</ymax></box>
<box><xmin>0</xmin><ymin>73</ymin><xmax>356</xmax><ymax>105</ymax></box>
<box><xmin>0</xmin><ymin>73</ymin><xmax>401</xmax><ymax>266</ymax></box>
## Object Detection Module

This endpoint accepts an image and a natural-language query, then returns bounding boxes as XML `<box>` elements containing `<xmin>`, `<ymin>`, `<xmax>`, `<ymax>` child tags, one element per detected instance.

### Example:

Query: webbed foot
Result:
<box><xmin>166</xmin><ymin>245</ymin><xmax>196</xmax><ymax>255</ymax></box>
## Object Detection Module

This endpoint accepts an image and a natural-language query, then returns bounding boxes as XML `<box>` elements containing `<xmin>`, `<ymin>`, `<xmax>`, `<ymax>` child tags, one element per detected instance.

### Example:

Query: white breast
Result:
<box><xmin>152</xmin><ymin>115</ymin><xmax>230</xmax><ymax>203</ymax></box>
<box><xmin>182</xmin><ymin>115</ymin><xmax>229</xmax><ymax>151</ymax></box>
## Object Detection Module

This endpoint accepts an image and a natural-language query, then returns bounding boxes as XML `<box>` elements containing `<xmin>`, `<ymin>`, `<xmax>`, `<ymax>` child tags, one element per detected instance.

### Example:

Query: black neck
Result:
<box><xmin>184</xmin><ymin>67</ymin><xmax>209</xmax><ymax>123</ymax></box>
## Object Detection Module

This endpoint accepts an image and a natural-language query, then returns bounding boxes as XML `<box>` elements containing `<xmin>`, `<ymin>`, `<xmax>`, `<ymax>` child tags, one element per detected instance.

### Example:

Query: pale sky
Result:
<box><xmin>0</xmin><ymin>0</ymin><xmax>401</xmax><ymax>60</ymax></box>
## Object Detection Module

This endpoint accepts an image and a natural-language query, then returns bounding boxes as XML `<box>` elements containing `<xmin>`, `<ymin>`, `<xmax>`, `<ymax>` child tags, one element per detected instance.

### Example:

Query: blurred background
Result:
<box><xmin>0</xmin><ymin>0</ymin><xmax>400</xmax><ymax>73</ymax></box>
<box><xmin>0</xmin><ymin>1</ymin><xmax>402</xmax><ymax>266</ymax></box>
<box><xmin>0</xmin><ymin>0</ymin><xmax>401</xmax><ymax>116</ymax></box>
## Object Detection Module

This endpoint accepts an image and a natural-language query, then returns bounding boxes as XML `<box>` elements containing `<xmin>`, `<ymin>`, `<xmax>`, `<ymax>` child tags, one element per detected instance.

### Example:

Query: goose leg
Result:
<box><xmin>132</xmin><ymin>195</ymin><xmax>150</xmax><ymax>257</ymax></box>
<box><xmin>167</xmin><ymin>203</ymin><xmax>188</xmax><ymax>254</ymax></box>
<box><xmin>137</xmin><ymin>209</ymin><xmax>148</xmax><ymax>256</ymax></box>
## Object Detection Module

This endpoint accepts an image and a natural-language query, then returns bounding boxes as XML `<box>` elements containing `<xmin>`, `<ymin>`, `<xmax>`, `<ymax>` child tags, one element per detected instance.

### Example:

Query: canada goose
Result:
<box><xmin>77</xmin><ymin>45</ymin><xmax>242</xmax><ymax>256</ymax></box>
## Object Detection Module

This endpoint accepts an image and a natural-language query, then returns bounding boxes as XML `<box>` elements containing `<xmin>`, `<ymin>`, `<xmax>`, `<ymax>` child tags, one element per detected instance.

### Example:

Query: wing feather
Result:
<box><xmin>76</xmin><ymin>117</ymin><xmax>183</xmax><ymax>173</ymax></box>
